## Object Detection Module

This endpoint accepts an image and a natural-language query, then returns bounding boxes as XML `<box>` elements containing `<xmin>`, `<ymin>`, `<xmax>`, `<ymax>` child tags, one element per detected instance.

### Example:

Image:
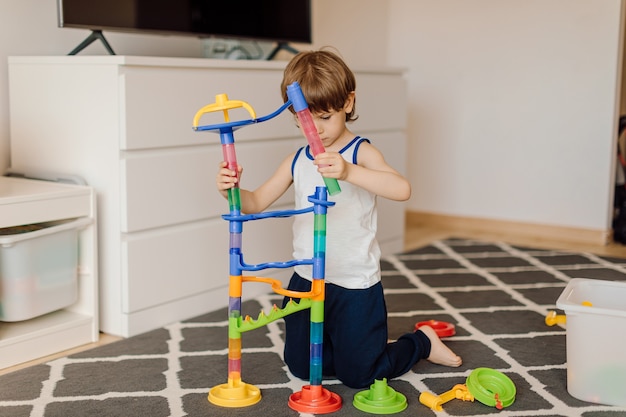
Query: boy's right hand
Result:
<box><xmin>216</xmin><ymin>161</ymin><xmax>242</xmax><ymax>192</ymax></box>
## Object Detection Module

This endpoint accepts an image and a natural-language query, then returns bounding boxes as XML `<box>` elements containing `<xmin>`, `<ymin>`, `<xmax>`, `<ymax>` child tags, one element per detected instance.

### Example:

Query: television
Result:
<box><xmin>57</xmin><ymin>0</ymin><xmax>312</xmax><ymax>58</ymax></box>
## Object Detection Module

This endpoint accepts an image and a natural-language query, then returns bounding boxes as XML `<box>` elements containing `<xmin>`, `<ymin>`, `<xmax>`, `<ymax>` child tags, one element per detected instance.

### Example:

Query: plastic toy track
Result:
<box><xmin>466</xmin><ymin>368</ymin><xmax>516</xmax><ymax>409</ymax></box>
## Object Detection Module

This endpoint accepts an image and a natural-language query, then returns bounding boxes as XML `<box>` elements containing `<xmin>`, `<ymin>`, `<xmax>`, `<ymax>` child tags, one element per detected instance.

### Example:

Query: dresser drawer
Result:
<box><xmin>122</xmin><ymin>219</ymin><xmax>227</xmax><ymax>314</ymax></box>
<box><xmin>121</xmin><ymin>65</ymin><xmax>294</xmax><ymax>150</ymax></box>
<box><xmin>121</xmin><ymin>147</ymin><xmax>220</xmax><ymax>233</ymax></box>
<box><xmin>371</xmin><ymin>131</ymin><xmax>407</xmax><ymax>244</ymax></box>
<box><xmin>121</xmin><ymin>139</ymin><xmax>299</xmax><ymax>232</ymax></box>
<box><xmin>122</xmin><ymin>215</ymin><xmax>294</xmax><ymax>314</ymax></box>
<box><xmin>351</xmin><ymin>73</ymin><xmax>407</xmax><ymax>132</ymax></box>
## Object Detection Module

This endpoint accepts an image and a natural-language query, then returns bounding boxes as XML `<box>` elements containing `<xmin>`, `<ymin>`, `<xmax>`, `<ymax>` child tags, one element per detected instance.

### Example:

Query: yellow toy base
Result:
<box><xmin>208</xmin><ymin>378</ymin><xmax>261</xmax><ymax>408</ymax></box>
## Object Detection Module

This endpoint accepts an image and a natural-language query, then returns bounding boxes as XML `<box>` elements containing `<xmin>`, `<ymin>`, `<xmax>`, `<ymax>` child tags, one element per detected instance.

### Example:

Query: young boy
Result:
<box><xmin>216</xmin><ymin>48</ymin><xmax>461</xmax><ymax>389</ymax></box>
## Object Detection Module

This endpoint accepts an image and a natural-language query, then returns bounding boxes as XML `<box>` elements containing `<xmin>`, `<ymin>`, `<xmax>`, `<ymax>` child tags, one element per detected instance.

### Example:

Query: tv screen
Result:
<box><xmin>57</xmin><ymin>0</ymin><xmax>312</xmax><ymax>44</ymax></box>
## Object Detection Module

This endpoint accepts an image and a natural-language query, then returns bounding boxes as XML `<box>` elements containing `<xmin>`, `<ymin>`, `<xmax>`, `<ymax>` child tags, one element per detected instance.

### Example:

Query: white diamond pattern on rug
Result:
<box><xmin>1</xmin><ymin>238</ymin><xmax>626</xmax><ymax>417</ymax></box>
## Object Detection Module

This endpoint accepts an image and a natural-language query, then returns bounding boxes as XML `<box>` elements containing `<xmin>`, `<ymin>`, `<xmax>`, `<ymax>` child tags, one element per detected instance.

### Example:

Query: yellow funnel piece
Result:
<box><xmin>193</xmin><ymin>94</ymin><xmax>256</xmax><ymax>127</ymax></box>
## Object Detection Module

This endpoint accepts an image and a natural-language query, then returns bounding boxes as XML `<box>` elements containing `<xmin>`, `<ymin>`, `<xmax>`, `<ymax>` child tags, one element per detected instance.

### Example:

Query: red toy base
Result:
<box><xmin>288</xmin><ymin>385</ymin><xmax>342</xmax><ymax>414</ymax></box>
<box><xmin>415</xmin><ymin>320</ymin><xmax>456</xmax><ymax>337</ymax></box>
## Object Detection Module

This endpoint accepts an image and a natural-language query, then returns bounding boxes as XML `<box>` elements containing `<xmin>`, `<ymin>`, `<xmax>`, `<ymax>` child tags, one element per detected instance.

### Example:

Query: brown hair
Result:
<box><xmin>281</xmin><ymin>48</ymin><xmax>358</xmax><ymax>122</ymax></box>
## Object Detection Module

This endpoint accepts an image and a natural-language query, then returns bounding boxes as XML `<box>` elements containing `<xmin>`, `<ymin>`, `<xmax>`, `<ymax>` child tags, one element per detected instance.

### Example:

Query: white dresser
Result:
<box><xmin>0</xmin><ymin>176</ymin><xmax>98</xmax><ymax>369</ymax></box>
<box><xmin>8</xmin><ymin>56</ymin><xmax>407</xmax><ymax>337</ymax></box>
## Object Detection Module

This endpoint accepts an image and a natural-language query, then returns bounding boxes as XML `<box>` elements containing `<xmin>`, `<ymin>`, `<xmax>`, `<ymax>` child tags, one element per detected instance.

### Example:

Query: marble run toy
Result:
<box><xmin>419</xmin><ymin>368</ymin><xmax>516</xmax><ymax>412</ymax></box>
<box><xmin>192</xmin><ymin>85</ymin><xmax>343</xmax><ymax>413</ymax></box>
<box><xmin>193</xmin><ymin>82</ymin><xmax>341</xmax><ymax>198</ymax></box>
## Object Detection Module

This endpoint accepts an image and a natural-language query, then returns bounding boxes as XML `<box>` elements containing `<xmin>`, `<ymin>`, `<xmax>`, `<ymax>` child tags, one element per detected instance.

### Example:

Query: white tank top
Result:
<box><xmin>292</xmin><ymin>136</ymin><xmax>381</xmax><ymax>289</ymax></box>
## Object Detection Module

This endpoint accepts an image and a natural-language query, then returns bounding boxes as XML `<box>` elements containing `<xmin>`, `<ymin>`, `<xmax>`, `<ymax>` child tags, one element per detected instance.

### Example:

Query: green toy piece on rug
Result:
<box><xmin>353</xmin><ymin>378</ymin><xmax>407</xmax><ymax>414</ymax></box>
<box><xmin>419</xmin><ymin>367</ymin><xmax>516</xmax><ymax>411</ymax></box>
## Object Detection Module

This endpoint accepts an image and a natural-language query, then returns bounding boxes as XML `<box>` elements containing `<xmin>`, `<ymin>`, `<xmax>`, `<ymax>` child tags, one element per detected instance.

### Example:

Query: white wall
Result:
<box><xmin>388</xmin><ymin>0</ymin><xmax>624</xmax><ymax>232</ymax></box>
<box><xmin>2</xmin><ymin>0</ymin><xmax>624</xmax><ymax>233</ymax></box>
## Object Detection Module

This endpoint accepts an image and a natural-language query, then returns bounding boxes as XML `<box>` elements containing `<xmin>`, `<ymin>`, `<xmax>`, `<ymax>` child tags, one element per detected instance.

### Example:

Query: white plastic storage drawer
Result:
<box><xmin>0</xmin><ymin>217</ymin><xmax>91</xmax><ymax>321</ymax></box>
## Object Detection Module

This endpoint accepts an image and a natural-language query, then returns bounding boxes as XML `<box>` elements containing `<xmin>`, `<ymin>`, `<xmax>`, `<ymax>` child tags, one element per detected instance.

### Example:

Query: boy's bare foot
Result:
<box><xmin>419</xmin><ymin>325</ymin><xmax>463</xmax><ymax>367</ymax></box>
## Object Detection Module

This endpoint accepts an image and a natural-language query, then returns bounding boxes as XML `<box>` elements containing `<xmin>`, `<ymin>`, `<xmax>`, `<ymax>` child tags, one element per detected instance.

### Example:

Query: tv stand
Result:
<box><xmin>69</xmin><ymin>30</ymin><xmax>116</xmax><ymax>56</ymax></box>
<box><xmin>266</xmin><ymin>42</ymin><xmax>299</xmax><ymax>60</ymax></box>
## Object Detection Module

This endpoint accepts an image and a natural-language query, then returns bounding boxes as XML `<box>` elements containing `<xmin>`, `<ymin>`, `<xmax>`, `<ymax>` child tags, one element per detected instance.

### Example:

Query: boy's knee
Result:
<box><xmin>336</xmin><ymin>369</ymin><xmax>372</xmax><ymax>389</ymax></box>
<box><xmin>284</xmin><ymin>351</ymin><xmax>310</xmax><ymax>380</ymax></box>
<box><xmin>285</xmin><ymin>361</ymin><xmax>309</xmax><ymax>380</ymax></box>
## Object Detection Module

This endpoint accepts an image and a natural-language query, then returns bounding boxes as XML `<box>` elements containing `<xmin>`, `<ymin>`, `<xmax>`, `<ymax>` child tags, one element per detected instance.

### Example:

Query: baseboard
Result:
<box><xmin>406</xmin><ymin>211</ymin><xmax>612</xmax><ymax>247</ymax></box>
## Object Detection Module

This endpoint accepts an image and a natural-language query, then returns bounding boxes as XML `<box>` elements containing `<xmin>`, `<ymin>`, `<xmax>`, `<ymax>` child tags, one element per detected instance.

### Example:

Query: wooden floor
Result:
<box><xmin>404</xmin><ymin>221</ymin><xmax>626</xmax><ymax>257</ymax></box>
<box><xmin>2</xmin><ymin>221</ymin><xmax>625</xmax><ymax>377</ymax></box>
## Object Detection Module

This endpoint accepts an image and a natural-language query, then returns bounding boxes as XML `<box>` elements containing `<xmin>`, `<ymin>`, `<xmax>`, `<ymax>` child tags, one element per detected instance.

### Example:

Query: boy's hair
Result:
<box><xmin>281</xmin><ymin>48</ymin><xmax>358</xmax><ymax>122</ymax></box>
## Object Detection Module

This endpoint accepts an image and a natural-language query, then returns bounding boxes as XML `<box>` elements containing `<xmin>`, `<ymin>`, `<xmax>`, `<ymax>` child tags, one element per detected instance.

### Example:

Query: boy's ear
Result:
<box><xmin>344</xmin><ymin>91</ymin><xmax>356</xmax><ymax>113</ymax></box>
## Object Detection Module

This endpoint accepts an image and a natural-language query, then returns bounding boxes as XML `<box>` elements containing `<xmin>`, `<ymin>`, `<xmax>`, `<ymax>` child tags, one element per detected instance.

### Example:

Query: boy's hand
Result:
<box><xmin>216</xmin><ymin>161</ymin><xmax>242</xmax><ymax>191</ymax></box>
<box><xmin>314</xmin><ymin>152</ymin><xmax>348</xmax><ymax>180</ymax></box>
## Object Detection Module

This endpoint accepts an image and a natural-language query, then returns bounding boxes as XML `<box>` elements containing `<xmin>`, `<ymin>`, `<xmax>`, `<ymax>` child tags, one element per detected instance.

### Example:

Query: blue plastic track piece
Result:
<box><xmin>222</xmin><ymin>205</ymin><xmax>313</xmax><ymax>222</ymax></box>
<box><xmin>193</xmin><ymin>101</ymin><xmax>292</xmax><ymax>133</ymax></box>
<box><xmin>239</xmin><ymin>257</ymin><xmax>314</xmax><ymax>272</ymax></box>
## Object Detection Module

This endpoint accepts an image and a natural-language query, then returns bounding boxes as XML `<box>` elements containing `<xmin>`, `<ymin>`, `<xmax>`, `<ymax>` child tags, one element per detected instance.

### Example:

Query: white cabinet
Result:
<box><xmin>8</xmin><ymin>56</ymin><xmax>407</xmax><ymax>337</ymax></box>
<box><xmin>0</xmin><ymin>176</ymin><xmax>98</xmax><ymax>369</ymax></box>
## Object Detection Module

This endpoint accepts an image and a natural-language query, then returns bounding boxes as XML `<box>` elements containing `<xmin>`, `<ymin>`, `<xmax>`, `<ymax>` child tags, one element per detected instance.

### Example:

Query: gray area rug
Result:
<box><xmin>1</xmin><ymin>238</ymin><xmax>626</xmax><ymax>416</ymax></box>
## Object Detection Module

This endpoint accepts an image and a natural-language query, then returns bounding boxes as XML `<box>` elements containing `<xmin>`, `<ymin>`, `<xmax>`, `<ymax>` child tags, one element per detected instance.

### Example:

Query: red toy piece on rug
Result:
<box><xmin>415</xmin><ymin>320</ymin><xmax>456</xmax><ymax>338</ymax></box>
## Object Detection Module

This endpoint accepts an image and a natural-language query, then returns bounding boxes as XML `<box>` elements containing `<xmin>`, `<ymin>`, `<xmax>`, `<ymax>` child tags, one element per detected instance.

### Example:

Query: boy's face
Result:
<box><xmin>304</xmin><ymin>93</ymin><xmax>355</xmax><ymax>150</ymax></box>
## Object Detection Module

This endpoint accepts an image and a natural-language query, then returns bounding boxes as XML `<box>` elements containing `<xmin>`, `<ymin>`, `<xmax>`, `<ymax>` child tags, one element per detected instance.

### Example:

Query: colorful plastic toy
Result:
<box><xmin>419</xmin><ymin>368</ymin><xmax>516</xmax><ymax>411</ymax></box>
<box><xmin>545</xmin><ymin>310</ymin><xmax>567</xmax><ymax>326</ymax></box>
<box><xmin>192</xmin><ymin>85</ymin><xmax>343</xmax><ymax>413</ymax></box>
<box><xmin>545</xmin><ymin>302</ymin><xmax>591</xmax><ymax>326</ymax></box>
<box><xmin>415</xmin><ymin>320</ymin><xmax>456</xmax><ymax>337</ymax></box>
<box><xmin>353</xmin><ymin>378</ymin><xmax>407</xmax><ymax>414</ymax></box>
<box><xmin>419</xmin><ymin>384</ymin><xmax>474</xmax><ymax>411</ymax></box>
<box><xmin>287</xmin><ymin>82</ymin><xmax>341</xmax><ymax>195</ymax></box>
<box><xmin>466</xmin><ymin>368</ymin><xmax>516</xmax><ymax>409</ymax></box>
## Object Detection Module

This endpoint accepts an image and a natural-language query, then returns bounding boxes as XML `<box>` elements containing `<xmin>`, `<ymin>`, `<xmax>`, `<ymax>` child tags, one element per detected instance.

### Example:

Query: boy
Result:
<box><xmin>216</xmin><ymin>48</ymin><xmax>461</xmax><ymax>388</ymax></box>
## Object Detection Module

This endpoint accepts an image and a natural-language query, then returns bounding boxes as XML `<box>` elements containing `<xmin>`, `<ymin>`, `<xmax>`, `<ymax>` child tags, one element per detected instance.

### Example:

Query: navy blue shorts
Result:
<box><xmin>281</xmin><ymin>272</ymin><xmax>432</xmax><ymax>388</ymax></box>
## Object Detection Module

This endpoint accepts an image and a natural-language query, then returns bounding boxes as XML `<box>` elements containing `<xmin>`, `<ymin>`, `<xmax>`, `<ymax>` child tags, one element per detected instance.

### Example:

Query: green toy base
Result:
<box><xmin>353</xmin><ymin>379</ymin><xmax>408</xmax><ymax>414</ymax></box>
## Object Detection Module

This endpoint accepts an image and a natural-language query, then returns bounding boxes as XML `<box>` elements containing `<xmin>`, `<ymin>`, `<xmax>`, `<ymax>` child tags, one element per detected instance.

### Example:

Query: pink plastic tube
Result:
<box><xmin>287</xmin><ymin>82</ymin><xmax>341</xmax><ymax>195</ymax></box>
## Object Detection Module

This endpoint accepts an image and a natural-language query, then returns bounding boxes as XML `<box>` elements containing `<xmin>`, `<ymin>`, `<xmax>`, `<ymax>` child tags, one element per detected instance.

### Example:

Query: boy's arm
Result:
<box><xmin>217</xmin><ymin>153</ymin><xmax>294</xmax><ymax>214</ymax></box>
<box><xmin>314</xmin><ymin>142</ymin><xmax>411</xmax><ymax>201</ymax></box>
